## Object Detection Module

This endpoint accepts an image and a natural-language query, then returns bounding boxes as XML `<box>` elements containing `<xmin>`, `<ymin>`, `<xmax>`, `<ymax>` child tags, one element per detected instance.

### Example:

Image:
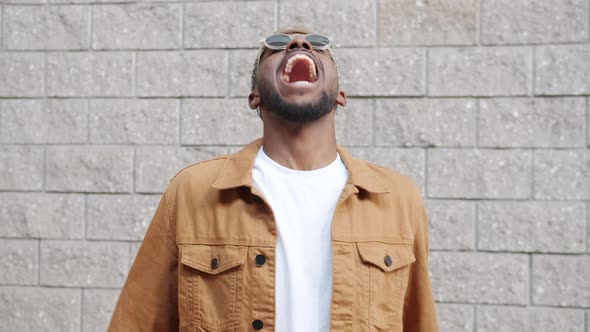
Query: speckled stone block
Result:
<box><xmin>427</xmin><ymin>149</ymin><xmax>532</xmax><ymax>199</ymax></box>
<box><xmin>0</xmin><ymin>52</ymin><xmax>44</xmax><ymax>97</ymax></box>
<box><xmin>481</xmin><ymin>0</ymin><xmax>587</xmax><ymax>45</ymax></box>
<box><xmin>136</xmin><ymin>51</ymin><xmax>227</xmax><ymax>97</ymax></box>
<box><xmin>436</xmin><ymin>303</ymin><xmax>474</xmax><ymax>332</ymax></box>
<box><xmin>1</xmin><ymin>99</ymin><xmax>88</xmax><ymax>143</ymax></box>
<box><xmin>337</xmin><ymin>48</ymin><xmax>425</xmax><ymax>96</ymax></box>
<box><xmin>430</xmin><ymin>252</ymin><xmax>528</xmax><ymax>304</ymax></box>
<box><xmin>375</xmin><ymin>98</ymin><xmax>476</xmax><ymax>147</ymax></box>
<box><xmin>45</xmin><ymin>146</ymin><xmax>134</xmax><ymax>193</ymax></box>
<box><xmin>40</xmin><ymin>240</ymin><xmax>129</xmax><ymax>287</ymax></box>
<box><xmin>230</xmin><ymin>49</ymin><xmax>259</xmax><ymax>97</ymax></box>
<box><xmin>0</xmin><ymin>145</ymin><xmax>43</xmax><ymax>190</ymax></box>
<box><xmin>89</xmin><ymin>99</ymin><xmax>179</xmax><ymax>144</ymax></box>
<box><xmin>479</xmin><ymin>97</ymin><xmax>586</xmax><ymax>148</ymax></box>
<box><xmin>0</xmin><ymin>193</ymin><xmax>84</xmax><ymax>239</ymax></box>
<box><xmin>279</xmin><ymin>0</ymin><xmax>374</xmax><ymax>47</ymax></box>
<box><xmin>135</xmin><ymin>146</ymin><xmax>228</xmax><ymax>193</ymax></box>
<box><xmin>87</xmin><ymin>194</ymin><xmax>160</xmax><ymax>241</ymax></box>
<box><xmin>429</xmin><ymin>47</ymin><xmax>530</xmax><ymax>96</ymax></box>
<box><xmin>478</xmin><ymin>201</ymin><xmax>586</xmax><ymax>253</ymax></box>
<box><xmin>532</xmin><ymin>255</ymin><xmax>590</xmax><ymax>307</ymax></box>
<box><xmin>0</xmin><ymin>240</ymin><xmax>38</xmax><ymax>285</ymax></box>
<box><xmin>426</xmin><ymin>199</ymin><xmax>475</xmax><ymax>250</ymax></box>
<box><xmin>379</xmin><ymin>0</ymin><xmax>477</xmax><ymax>46</ymax></box>
<box><xmin>82</xmin><ymin>289</ymin><xmax>120</xmax><ymax>332</ymax></box>
<box><xmin>3</xmin><ymin>5</ymin><xmax>89</xmax><ymax>50</ymax></box>
<box><xmin>534</xmin><ymin>150</ymin><xmax>590</xmax><ymax>200</ymax></box>
<box><xmin>47</xmin><ymin>52</ymin><xmax>133</xmax><ymax>97</ymax></box>
<box><xmin>535</xmin><ymin>45</ymin><xmax>590</xmax><ymax>95</ymax></box>
<box><xmin>0</xmin><ymin>286</ymin><xmax>81</xmax><ymax>332</ymax></box>
<box><xmin>185</xmin><ymin>1</ymin><xmax>274</xmax><ymax>48</ymax></box>
<box><xmin>334</xmin><ymin>98</ymin><xmax>373</xmax><ymax>147</ymax></box>
<box><xmin>476</xmin><ymin>305</ymin><xmax>584</xmax><ymax>332</ymax></box>
<box><xmin>93</xmin><ymin>4</ymin><xmax>181</xmax><ymax>50</ymax></box>
<box><xmin>181</xmin><ymin>98</ymin><xmax>262</xmax><ymax>145</ymax></box>
<box><xmin>348</xmin><ymin>147</ymin><xmax>425</xmax><ymax>191</ymax></box>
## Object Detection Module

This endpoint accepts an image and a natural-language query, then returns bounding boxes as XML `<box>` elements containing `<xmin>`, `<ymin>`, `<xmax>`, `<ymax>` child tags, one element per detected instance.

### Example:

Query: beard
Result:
<box><xmin>257</xmin><ymin>76</ymin><xmax>337</xmax><ymax>123</ymax></box>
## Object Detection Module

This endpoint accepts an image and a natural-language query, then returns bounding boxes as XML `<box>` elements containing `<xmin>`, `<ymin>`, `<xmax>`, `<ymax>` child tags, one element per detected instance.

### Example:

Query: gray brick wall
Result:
<box><xmin>0</xmin><ymin>0</ymin><xmax>588</xmax><ymax>330</ymax></box>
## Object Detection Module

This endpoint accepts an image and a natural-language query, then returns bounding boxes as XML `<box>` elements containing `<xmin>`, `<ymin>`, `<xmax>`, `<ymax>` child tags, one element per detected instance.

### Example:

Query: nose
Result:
<box><xmin>286</xmin><ymin>35</ymin><xmax>312</xmax><ymax>51</ymax></box>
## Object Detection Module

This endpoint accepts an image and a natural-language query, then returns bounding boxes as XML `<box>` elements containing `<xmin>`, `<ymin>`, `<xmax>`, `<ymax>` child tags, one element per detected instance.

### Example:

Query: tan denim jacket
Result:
<box><xmin>108</xmin><ymin>138</ymin><xmax>438</xmax><ymax>332</ymax></box>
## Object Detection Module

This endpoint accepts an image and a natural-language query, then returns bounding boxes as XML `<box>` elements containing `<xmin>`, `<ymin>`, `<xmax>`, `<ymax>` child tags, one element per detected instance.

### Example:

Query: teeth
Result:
<box><xmin>283</xmin><ymin>54</ymin><xmax>317</xmax><ymax>82</ymax></box>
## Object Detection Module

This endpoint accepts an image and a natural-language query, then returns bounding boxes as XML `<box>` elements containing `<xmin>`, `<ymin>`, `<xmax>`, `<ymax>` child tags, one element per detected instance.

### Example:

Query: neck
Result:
<box><xmin>261</xmin><ymin>109</ymin><xmax>338</xmax><ymax>171</ymax></box>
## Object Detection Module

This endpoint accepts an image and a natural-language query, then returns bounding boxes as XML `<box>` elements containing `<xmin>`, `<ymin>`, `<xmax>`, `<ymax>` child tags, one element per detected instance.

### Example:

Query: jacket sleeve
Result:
<box><xmin>403</xmin><ymin>200</ymin><xmax>439</xmax><ymax>331</ymax></box>
<box><xmin>108</xmin><ymin>192</ymin><xmax>179</xmax><ymax>332</ymax></box>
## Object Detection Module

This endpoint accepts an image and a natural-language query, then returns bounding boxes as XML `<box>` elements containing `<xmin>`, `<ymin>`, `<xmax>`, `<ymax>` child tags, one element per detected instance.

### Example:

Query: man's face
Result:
<box><xmin>249</xmin><ymin>33</ymin><xmax>346</xmax><ymax>123</ymax></box>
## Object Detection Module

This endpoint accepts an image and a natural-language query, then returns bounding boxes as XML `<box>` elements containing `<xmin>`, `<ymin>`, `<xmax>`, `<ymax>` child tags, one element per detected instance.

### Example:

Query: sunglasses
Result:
<box><xmin>255</xmin><ymin>33</ymin><xmax>332</xmax><ymax>71</ymax></box>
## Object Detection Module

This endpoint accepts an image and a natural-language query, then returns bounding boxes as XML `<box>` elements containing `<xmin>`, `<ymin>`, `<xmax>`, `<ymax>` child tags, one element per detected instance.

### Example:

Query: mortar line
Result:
<box><xmin>473</xmin><ymin>304</ymin><xmax>477</xmax><ymax>332</ymax></box>
<box><xmin>79</xmin><ymin>288</ymin><xmax>84</xmax><ymax>332</ymax></box>
<box><xmin>528</xmin><ymin>253</ymin><xmax>533</xmax><ymax>306</ymax></box>
<box><xmin>585</xmin><ymin>98</ymin><xmax>588</xmax><ymax>149</ymax></box>
<box><xmin>37</xmin><ymin>239</ymin><xmax>41</xmax><ymax>285</ymax></box>
<box><xmin>476</xmin><ymin>0</ymin><xmax>482</xmax><ymax>46</ymax></box>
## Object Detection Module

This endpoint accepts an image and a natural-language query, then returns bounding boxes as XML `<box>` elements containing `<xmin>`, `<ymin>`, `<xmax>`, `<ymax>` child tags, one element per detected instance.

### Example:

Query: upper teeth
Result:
<box><xmin>283</xmin><ymin>54</ymin><xmax>317</xmax><ymax>82</ymax></box>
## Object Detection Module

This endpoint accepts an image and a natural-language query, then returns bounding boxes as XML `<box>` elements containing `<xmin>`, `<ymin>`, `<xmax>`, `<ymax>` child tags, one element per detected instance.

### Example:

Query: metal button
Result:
<box><xmin>255</xmin><ymin>254</ymin><xmax>266</xmax><ymax>267</ymax></box>
<box><xmin>252</xmin><ymin>319</ymin><xmax>263</xmax><ymax>330</ymax></box>
<box><xmin>211</xmin><ymin>257</ymin><xmax>220</xmax><ymax>270</ymax></box>
<box><xmin>384</xmin><ymin>255</ymin><xmax>393</xmax><ymax>267</ymax></box>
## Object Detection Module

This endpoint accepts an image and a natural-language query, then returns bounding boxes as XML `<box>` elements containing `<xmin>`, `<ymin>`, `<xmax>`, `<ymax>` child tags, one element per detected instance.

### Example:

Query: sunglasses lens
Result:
<box><xmin>265</xmin><ymin>34</ymin><xmax>291</xmax><ymax>48</ymax></box>
<box><xmin>306</xmin><ymin>34</ymin><xmax>331</xmax><ymax>48</ymax></box>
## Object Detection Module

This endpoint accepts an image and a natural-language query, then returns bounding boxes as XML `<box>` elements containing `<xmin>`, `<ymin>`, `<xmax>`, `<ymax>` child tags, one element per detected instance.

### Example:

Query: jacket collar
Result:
<box><xmin>211</xmin><ymin>138</ymin><xmax>389</xmax><ymax>194</ymax></box>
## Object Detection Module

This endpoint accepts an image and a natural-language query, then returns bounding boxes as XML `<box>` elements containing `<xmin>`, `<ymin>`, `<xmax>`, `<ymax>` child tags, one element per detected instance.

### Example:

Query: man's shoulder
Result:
<box><xmin>354</xmin><ymin>157</ymin><xmax>422</xmax><ymax>199</ymax></box>
<box><xmin>167</xmin><ymin>154</ymin><xmax>231</xmax><ymax>189</ymax></box>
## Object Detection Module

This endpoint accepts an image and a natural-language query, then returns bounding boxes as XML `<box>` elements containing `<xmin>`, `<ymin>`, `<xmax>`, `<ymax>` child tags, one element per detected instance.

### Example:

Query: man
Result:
<box><xmin>109</xmin><ymin>26</ymin><xmax>438</xmax><ymax>332</ymax></box>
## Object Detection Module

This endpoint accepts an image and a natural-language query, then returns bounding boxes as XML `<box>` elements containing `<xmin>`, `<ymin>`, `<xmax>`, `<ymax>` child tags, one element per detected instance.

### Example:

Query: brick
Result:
<box><xmin>337</xmin><ymin>48</ymin><xmax>424</xmax><ymax>96</ymax></box>
<box><xmin>0</xmin><ymin>286</ymin><xmax>80</xmax><ymax>331</ymax></box>
<box><xmin>181</xmin><ymin>98</ymin><xmax>261</xmax><ymax>145</ymax></box>
<box><xmin>47</xmin><ymin>52</ymin><xmax>133</xmax><ymax>97</ymax></box>
<box><xmin>436</xmin><ymin>304</ymin><xmax>474</xmax><ymax>332</ymax></box>
<box><xmin>82</xmin><ymin>289</ymin><xmax>120</xmax><ymax>332</ymax></box>
<box><xmin>279</xmin><ymin>0</ymin><xmax>374</xmax><ymax>47</ymax></box>
<box><xmin>429</xmin><ymin>47</ymin><xmax>530</xmax><ymax>96</ymax></box>
<box><xmin>89</xmin><ymin>99</ymin><xmax>178</xmax><ymax>144</ymax></box>
<box><xmin>479</xmin><ymin>98</ymin><xmax>585</xmax><ymax>148</ymax></box>
<box><xmin>0</xmin><ymin>193</ymin><xmax>84</xmax><ymax>239</ymax></box>
<box><xmin>334</xmin><ymin>98</ymin><xmax>373</xmax><ymax>147</ymax></box>
<box><xmin>478</xmin><ymin>201</ymin><xmax>585</xmax><ymax>253</ymax></box>
<box><xmin>476</xmin><ymin>306</ymin><xmax>584</xmax><ymax>332</ymax></box>
<box><xmin>481</xmin><ymin>0</ymin><xmax>587</xmax><ymax>45</ymax></box>
<box><xmin>426</xmin><ymin>200</ymin><xmax>475</xmax><ymax>250</ymax></box>
<box><xmin>427</xmin><ymin>149</ymin><xmax>532</xmax><ymax>199</ymax></box>
<box><xmin>1</xmin><ymin>99</ymin><xmax>88</xmax><ymax>143</ymax></box>
<box><xmin>185</xmin><ymin>1</ymin><xmax>274</xmax><ymax>48</ymax></box>
<box><xmin>136</xmin><ymin>51</ymin><xmax>227</xmax><ymax>97</ymax></box>
<box><xmin>0</xmin><ymin>52</ymin><xmax>44</xmax><ymax>97</ymax></box>
<box><xmin>534</xmin><ymin>150</ymin><xmax>590</xmax><ymax>200</ymax></box>
<box><xmin>135</xmin><ymin>146</ymin><xmax>227</xmax><ymax>193</ymax></box>
<box><xmin>3</xmin><ymin>5</ymin><xmax>89</xmax><ymax>50</ymax></box>
<box><xmin>533</xmin><ymin>255</ymin><xmax>590</xmax><ymax>307</ymax></box>
<box><xmin>93</xmin><ymin>4</ymin><xmax>181</xmax><ymax>50</ymax></box>
<box><xmin>40</xmin><ymin>240</ymin><xmax>129</xmax><ymax>287</ymax></box>
<box><xmin>348</xmin><ymin>147</ymin><xmax>425</xmax><ymax>191</ymax></box>
<box><xmin>535</xmin><ymin>45</ymin><xmax>590</xmax><ymax>95</ymax></box>
<box><xmin>230</xmin><ymin>49</ymin><xmax>258</xmax><ymax>97</ymax></box>
<box><xmin>0</xmin><ymin>240</ymin><xmax>38</xmax><ymax>285</ymax></box>
<box><xmin>45</xmin><ymin>146</ymin><xmax>133</xmax><ymax>193</ymax></box>
<box><xmin>87</xmin><ymin>194</ymin><xmax>160</xmax><ymax>241</ymax></box>
<box><xmin>375</xmin><ymin>98</ymin><xmax>476</xmax><ymax>147</ymax></box>
<box><xmin>378</xmin><ymin>0</ymin><xmax>476</xmax><ymax>46</ymax></box>
<box><xmin>0</xmin><ymin>145</ymin><xmax>43</xmax><ymax>190</ymax></box>
<box><xmin>430</xmin><ymin>252</ymin><xmax>528</xmax><ymax>304</ymax></box>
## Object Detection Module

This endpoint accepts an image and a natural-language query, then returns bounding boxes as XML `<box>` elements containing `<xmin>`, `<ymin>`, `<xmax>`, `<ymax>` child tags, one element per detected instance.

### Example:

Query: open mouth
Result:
<box><xmin>280</xmin><ymin>53</ymin><xmax>318</xmax><ymax>86</ymax></box>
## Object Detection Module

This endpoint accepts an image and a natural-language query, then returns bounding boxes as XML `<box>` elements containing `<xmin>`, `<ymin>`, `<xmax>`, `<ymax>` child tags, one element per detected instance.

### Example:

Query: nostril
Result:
<box><xmin>288</xmin><ymin>43</ymin><xmax>298</xmax><ymax>50</ymax></box>
<box><xmin>302</xmin><ymin>43</ymin><xmax>311</xmax><ymax>50</ymax></box>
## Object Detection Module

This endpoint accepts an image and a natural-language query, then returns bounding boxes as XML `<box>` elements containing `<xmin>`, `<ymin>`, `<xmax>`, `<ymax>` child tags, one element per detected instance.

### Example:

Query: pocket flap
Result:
<box><xmin>356</xmin><ymin>242</ymin><xmax>416</xmax><ymax>272</ymax></box>
<box><xmin>181</xmin><ymin>245</ymin><xmax>248</xmax><ymax>274</ymax></box>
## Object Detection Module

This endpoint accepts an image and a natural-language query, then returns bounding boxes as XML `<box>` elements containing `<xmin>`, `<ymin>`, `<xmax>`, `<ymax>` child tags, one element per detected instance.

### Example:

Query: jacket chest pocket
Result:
<box><xmin>356</xmin><ymin>242</ymin><xmax>415</xmax><ymax>327</ymax></box>
<box><xmin>180</xmin><ymin>244</ymin><xmax>248</xmax><ymax>331</ymax></box>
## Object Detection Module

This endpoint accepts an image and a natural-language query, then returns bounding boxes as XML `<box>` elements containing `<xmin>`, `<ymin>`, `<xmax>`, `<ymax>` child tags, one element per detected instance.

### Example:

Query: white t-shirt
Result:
<box><xmin>252</xmin><ymin>147</ymin><xmax>348</xmax><ymax>332</ymax></box>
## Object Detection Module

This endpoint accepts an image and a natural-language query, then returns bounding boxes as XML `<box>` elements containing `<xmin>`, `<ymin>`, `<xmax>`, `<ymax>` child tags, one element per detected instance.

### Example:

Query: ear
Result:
<box><xmin>248</xmin><ymin>91</ymin><xmax>261</xmax><ymax>110</ymax></box>
<box><xmin>336</xmin><ymin>90</ymin><xmax>347</xmax><ymax>107</ymax></box>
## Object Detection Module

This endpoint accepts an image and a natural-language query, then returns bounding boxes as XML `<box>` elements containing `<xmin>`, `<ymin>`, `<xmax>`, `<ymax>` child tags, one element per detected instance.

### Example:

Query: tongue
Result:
<box><xmin>289</xmin><ymin>59</ymin><xmax>313</xmax><ymax>83</ymax></box>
